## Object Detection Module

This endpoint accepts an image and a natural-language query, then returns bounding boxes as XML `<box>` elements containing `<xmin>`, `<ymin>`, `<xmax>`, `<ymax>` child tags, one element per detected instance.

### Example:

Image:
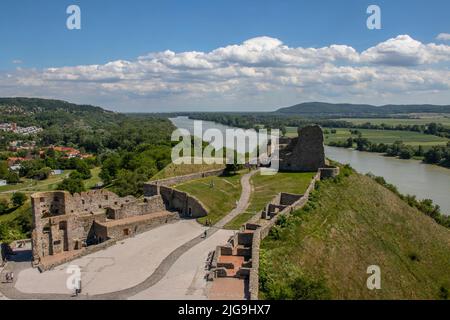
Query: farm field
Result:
<box><xmin>285</xmin><ymin>127</ymin><xmax>449</xmax><ymax>147</ymax></box>
<box><xmin>336</xmin><ymin>117</ymin><xmax>450</xmax><ymax>128</ymax></box>
<box><xmin>224</xmin><ymin>171</ymin><xmax>316</xmax><ymax>230</ymax></box>
<box><xmin>174</xmin><ymin>172</ymin><xmax>243</xmax><ymax>225</ymax></box>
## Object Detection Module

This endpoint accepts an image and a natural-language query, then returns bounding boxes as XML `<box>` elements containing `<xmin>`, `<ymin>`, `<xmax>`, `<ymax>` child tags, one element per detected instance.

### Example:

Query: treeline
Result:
<box><xmin>367</xmin><ymin>173</ymin><xmax>450</xmax><ymax>228</ymax></box>
<box><xmin>329</xmin><ymin>136</ymin><xmax>450</xmax><ymax>167</ymax></box>
<box><xmin>183</xmin><ymin>112</ymin><xmax>450</xmax><ymax>139</ymax></box>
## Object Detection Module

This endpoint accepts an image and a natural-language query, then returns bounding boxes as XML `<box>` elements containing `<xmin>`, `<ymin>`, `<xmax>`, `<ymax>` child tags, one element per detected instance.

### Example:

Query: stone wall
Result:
<box><xmin>95</xmin><ymin>212</ymin><xmax>178</xmax><ymax>240</ymax></box>
<box><xmin>159</xmin><ymin>186</ymin><xmax>208</xmax><ymax>218</ymax></box>
<box><xmin>280</xmin><ymin>193</ymin><xmax>303</xmax><ymax>206</ymax></box>
<box><xmin>106</xmin><ymin>195</ymin><xmax>165</xmax><ymax>220</ymax></box>
<box><xmin>30</xmin><ymin>188</ymin><xmax>172</xmax><ymax>270</ymax></box>
<box><xmin>247</xmin><ymin>169</ymin><xmax>333</xmax><ymax>299</ymax></box>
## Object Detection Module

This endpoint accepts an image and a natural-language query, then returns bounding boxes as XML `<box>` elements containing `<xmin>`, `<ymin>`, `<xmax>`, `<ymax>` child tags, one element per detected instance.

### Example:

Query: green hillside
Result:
<box><xmin>260</xmin><ymin>171</ymin><xmax>450</xmax><ymax>300</ymax></box>
<box><xmin>276</xmin><ymin>102</ymin><xmax>450</xmax><ymax>117</ymax></box>
<box><xmin>0</xmin><ymin>97</ymin><xmax>122</xmax><ymax>128</ymax></box>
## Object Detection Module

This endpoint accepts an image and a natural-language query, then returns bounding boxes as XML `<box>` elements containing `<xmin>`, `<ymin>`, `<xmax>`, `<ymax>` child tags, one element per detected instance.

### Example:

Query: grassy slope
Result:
<box><xmin>285</xmin><ymin>127</ymin><xmax>449</xmax><ymax>146</ymax></box>
<box><xmin>225</xmin><ymin>172</ymin><xmax>316</xmax><ymax>230</ymax></box>
<box><xmin>261</xmin><ymin>173</ymin><xmax>450</xmax><ymax>300</ymax></box>
<box><xmin>150</xmin><ymin>162</ymin><xmax>225</xmax><ymax>181</ymax></box>
<box><xmin>174</xmin><ymin>173</ymin><xmax>242</xmax><ymax>225</ymax></box>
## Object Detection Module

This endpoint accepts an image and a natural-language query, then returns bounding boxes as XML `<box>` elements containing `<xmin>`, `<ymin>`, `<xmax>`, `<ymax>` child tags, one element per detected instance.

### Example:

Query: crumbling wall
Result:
<box><xmin>279</xmin><ymin>125</ymin><xmax>326</xmax><ymax>172</ymax></box>
<box><xmin>107</xmin><ymin>195</ymin><xmax>165</xmax><ymax>220</ymax></box>
<box><xmin>158</xmin><ymin>186</ymin><xmax>208</xmax><ymax>218</ymax></box>
<box><xmin>30</xmin><ymin>189</ymin><xmax>172</xmax><ymax>269</ymax></box>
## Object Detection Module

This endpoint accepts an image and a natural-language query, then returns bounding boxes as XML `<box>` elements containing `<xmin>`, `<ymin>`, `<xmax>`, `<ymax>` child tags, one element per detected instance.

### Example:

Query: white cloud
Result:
<box><xmin>1</xmin><ymin>35</ymin><xmax>450</xmax><ymax>111</ymax></box>
<box><xmin>437</xmin><ymin>33</ymin><xmax>450</xmax><ymax>41</ymax></box>
<box><xmin>361</xmin><ymin>35</ymin><xmax>450</xmax><ymax>66</ymax></box>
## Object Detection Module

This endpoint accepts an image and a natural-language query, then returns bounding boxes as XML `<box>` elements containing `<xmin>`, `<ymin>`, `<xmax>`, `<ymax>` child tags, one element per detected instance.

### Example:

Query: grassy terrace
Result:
<box><xmin>224</xmin><ymin>171</ymin><xmax>316</xmax><ymax>230</ymax></box>
<box><xmin>150</xmin><ymin>162</ymin><xmax>225</xmax><ymax>181</ymax></box>
<box><xmin>174</xmin><ymin>172</ymin><xmax>242</xmax><ymax>225</ymax></box>
<box><xmin>285</xmin><ymin>127</ymin><xmax>449</xmax><ymax>147</ymax></box>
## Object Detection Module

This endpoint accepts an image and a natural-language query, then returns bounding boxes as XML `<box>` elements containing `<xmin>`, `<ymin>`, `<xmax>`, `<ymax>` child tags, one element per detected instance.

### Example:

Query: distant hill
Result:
<box><xmin>276</xmin><ymin>102</ymin><xmax>450</xmax><ymax>118</ymax></box>
<box><xmin>0</xmin><ymin>97</ymin><xmax>122</xmax><ymax>128</ymax></box>
<box><xmin>260</xmin><ymin>172</ymin><xmax>450</xmax><ymax>300</ymax></box>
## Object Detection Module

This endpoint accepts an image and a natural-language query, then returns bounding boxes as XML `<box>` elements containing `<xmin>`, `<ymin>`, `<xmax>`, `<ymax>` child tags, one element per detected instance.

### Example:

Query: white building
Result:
<box><xmin>0</xmin><ymin>180</ymin><xmax>7</xmax><ymax>186</ymax></box>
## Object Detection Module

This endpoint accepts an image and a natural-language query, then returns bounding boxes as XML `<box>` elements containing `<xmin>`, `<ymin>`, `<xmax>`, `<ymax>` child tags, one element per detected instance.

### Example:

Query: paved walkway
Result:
<box><xmin>0</xmin><ymin>170</ymin><xmax>258</xmax><ymax>300</ymax></box>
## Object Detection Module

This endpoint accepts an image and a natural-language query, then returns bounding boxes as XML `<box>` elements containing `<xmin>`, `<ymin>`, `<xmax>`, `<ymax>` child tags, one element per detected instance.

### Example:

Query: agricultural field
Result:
<box><xmin>174</xmin><ymin>172</ymin><xmax>242</xmax><ymax>225</ymax></box>
<box><xmin>285</xmin><ymin>127</ymin><xmax>449</xmax><ymax>147</ymax></box>
<box><xmin>336</xmin><ymin>116</ymin><xmax>450</xmax><ymax>128</ymax></box>
<box><xmin>224</xmin><ymin>171</ymin><xmax>316</xmax><ymax>230</ymax></box>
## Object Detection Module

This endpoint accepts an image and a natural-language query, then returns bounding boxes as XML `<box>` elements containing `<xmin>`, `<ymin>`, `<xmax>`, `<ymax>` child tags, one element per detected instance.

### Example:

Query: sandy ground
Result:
<box><xmin>129</xmin><ymin>229</ymin><xmax>234</xmax><ymax>300</ymax></box>
<box><xmin>15</xmin><ymin>220</ymin><xmax>206</xmax><ymax>295</ymax></box>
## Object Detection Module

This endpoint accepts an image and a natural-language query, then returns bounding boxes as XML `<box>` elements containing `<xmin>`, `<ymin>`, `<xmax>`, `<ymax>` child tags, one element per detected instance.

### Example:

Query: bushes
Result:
<box><xmin>367</xmin><ymin>173</ymin><xmax>450</xmax><ymax>229</ymax></box>
<box><xmin>11</xmin><ymin>192</ymin><xmax>27</xmax><ymax>207</ymax></box>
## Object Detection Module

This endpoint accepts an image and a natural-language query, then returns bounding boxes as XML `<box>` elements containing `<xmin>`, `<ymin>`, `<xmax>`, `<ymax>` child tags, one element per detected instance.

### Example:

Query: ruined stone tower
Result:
<box><xmin>279</xmin><ymin>125</ymin><xmax>326</xmax><ymax>172</ymax></box>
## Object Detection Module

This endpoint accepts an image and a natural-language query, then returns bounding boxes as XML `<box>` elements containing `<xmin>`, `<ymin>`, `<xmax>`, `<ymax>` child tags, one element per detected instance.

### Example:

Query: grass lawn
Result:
<box><xmin>260</xmin><ymin>173</ymin><xmax>450</xmax><ymax>299</ymax></box>
<box><xmin>85</xmin><ymin>167</ymin><xmax>102</xmax><ymax>189</ymax></box>
<box><xmin>337</xmin><ymin>117</ymin><xmax>450</xmax><ymax>128</ymax></box>
<box><xmin>0</xmin><ymin>170</ymin><xmax>73</xmax><ymax>195</ymax></box>
<box><xmin>224</xmin><ymin>171</ymin><xmax>316</xmax><ymax>230</ymax></box>
<box><xmin>174</xmin><ymin>172</ymin><xmax>242</xmax><ymax>225</ymax></box>
<box><xmin>285</xmin><ymin>127</ymin><xmax>449</xmax><ymax>147</ymax></box>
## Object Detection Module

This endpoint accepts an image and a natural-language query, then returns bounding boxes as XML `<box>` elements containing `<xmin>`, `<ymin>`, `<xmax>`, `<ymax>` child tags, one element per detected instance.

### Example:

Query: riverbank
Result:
<box><xmin>170</xmin><ymin>117</ymin><xmax>450</xmax><ymax>216</ymax></box>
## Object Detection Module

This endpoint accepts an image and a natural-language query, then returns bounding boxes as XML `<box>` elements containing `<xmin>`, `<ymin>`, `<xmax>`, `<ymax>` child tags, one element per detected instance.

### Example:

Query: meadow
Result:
<box><xmin>174</xmin><ymin>172</ymin><xmax>242</xmax><ymax>225</ymax></box>
<box><xmin>224</xmin><ymin>171</ymin><xmax>316</xmax><ymax>230</ymax></box>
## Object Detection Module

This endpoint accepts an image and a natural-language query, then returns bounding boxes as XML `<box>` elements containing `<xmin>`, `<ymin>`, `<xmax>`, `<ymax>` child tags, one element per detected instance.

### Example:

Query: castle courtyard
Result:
<box><xmin>7</xmin><ymin>219</ymin><xmax>231</xmax><ymax>298</ymax></box>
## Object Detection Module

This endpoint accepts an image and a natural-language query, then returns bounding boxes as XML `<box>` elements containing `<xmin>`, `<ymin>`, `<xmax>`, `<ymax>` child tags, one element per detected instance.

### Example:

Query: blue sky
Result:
<box><xmin>0</xmin><ymin>0</ymin><xmax>449</xmax><ymax>111</ymax></box>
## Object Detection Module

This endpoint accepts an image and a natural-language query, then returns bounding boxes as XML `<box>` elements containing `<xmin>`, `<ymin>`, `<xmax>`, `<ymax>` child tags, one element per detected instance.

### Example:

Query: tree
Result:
<box><xmin>58</xmin><ymin>177</ymin><xmax>85</xmax><ymax>194</ymax></box>
<box><xmin>0</xmin><ymin>161</ymin><xmax>8</xmax><ymax>179</ymax></box>
<box><xmin>11</xmin><ymin>192</ymin><xmax>27</xmax><ymax>207</ymax></box>
<box><xmin>99</xmin><ymin>153</ymin><xmax>121</xmax><ymax>185</ymax></box>
<box><xmin>6</xmin><ymin>171</ymin><xmax>20</xmax><ymax>184</ymax></box>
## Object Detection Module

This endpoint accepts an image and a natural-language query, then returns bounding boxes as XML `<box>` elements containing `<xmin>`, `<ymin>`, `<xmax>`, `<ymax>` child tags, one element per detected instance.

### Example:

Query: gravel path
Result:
<box><xmin>214</xmin><ymin>170</ymin><xmax>258</xmax><ymax>229</ymax></box>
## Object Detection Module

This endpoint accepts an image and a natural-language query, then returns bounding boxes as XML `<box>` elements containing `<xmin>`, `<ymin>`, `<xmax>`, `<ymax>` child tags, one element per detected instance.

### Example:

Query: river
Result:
<box><xmin>170</xmin><ymin>116</ymin><xmax>450</xmax><ymax>215</ymax></box>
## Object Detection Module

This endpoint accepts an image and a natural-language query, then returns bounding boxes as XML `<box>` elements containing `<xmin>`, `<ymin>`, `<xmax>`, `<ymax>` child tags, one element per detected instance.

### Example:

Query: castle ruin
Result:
<box><xmin>30</xmin><ymin>183</ymin><xmax>210</xmax><ymax>271</ymax></box>
<box><xmin>279</xmin><ymin>125</ymin><xmax>326</xmax><ymax>172</ymax></box>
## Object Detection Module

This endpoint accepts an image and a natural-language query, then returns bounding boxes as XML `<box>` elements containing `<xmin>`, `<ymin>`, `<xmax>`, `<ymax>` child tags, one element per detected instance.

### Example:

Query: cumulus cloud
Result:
<box><xmin>436</xmin><ymin>33</ymin><xmax>450</xmax><ymax>41</ymax></box>
<box><xmin>1</xmin><ymin>35</ymin><xmax>450</xmax><ymax>110</ymax></box>
<box><xmin>361</xmin><ymin>35</ymin><xmax>450</xmax><ymax>66</ymax></box>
